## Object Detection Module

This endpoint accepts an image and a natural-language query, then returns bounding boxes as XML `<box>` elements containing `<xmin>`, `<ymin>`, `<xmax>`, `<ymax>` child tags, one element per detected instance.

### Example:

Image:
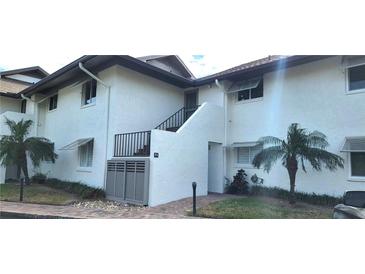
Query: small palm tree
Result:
<box><xmin>0</xmin><ymin>118</ymin><xmax>57</xmax><ymax>201</ymax></box>
<box><xmin>252</xmin><ymin>123</ymin><xmax>344</xmax><ymax>204</ymax></box>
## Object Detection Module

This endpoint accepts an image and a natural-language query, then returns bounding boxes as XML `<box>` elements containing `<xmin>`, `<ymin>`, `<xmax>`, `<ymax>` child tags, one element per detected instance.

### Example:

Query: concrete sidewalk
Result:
<box><xmin>0</xmin><ymin>194</ymin><xmax>230</xmax><ymax>219</ymax></box>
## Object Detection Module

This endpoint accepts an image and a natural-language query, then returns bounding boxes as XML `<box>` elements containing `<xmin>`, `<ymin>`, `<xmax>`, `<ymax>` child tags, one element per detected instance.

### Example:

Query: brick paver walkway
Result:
<box><xmin>0</xmin><ymin>194</ymin><xmax>232</xmax><ymax>219</ymax></box>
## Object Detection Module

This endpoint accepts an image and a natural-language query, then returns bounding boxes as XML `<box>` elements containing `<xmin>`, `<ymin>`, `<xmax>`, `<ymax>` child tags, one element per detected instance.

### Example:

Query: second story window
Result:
<box><xmin>20</xmin><ymin>99</ymin><xmax>26</xmax><ymax>113</ymax></box>
<box><xmin>49</xmin><ymin>94</ymin><xmax>58</xmax><ymax>111</ymax></box>
<box><xmin>82</xmin><ymin>79</ymin><xmax>97</xmax><ymax>106</ymax></box>
<box><xmin>348</xmin><ymin>64</ymin><xmax>365</xmax><ymax>92</ymax></box>
<box><xmin>228</xmin><ymin>78</ymin><xmax>264</xmax><ymax>102</ymax></box>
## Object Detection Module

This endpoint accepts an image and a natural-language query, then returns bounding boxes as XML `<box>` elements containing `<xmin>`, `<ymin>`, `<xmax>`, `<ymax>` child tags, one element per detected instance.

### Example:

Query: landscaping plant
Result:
<box><xmin>252</xmin><ymin>123</ymin><xmax>344</xmax><ymax>204</ymax></box>
<box><xmin>225</xmin><ymin>169</ymin><xmax>249</xmax><ymax>195</ymax></box>
<box><xmin>0</xmin><ymin>118</ymin><xmax>57</xmax><ymax>201</ymax></box>
<box><xmin>250</xmin><ymin>185</ymin><xmax>343</xmax><ymax>206</ymax></box>
<box><xmin>44</xmin><ymin>178</ymin><xmax>105</xmax><ymax>199</ymax></box>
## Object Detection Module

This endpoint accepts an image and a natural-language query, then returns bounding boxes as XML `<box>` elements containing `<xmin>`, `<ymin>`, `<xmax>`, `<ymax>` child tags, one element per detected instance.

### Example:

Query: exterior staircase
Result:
<box><xmin>113</xmin><ymin>106</ymin><xmax>199</xmax><ymax>157</ymax></box>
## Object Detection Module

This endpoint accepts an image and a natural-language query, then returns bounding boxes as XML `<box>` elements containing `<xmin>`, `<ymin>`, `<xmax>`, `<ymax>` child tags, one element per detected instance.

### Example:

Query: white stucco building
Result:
<box><xmin>0</xmin><ymin>55</ymin><xmax>364</xmax><ymax>206</ymax></box>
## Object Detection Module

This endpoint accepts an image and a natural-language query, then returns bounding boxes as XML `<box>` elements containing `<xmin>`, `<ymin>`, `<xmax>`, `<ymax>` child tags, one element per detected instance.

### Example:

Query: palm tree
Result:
<box><xmin>0</xmin><ymin>118</ymin><xmax>57</xmax><ymax>201</ymax></box>
<box><xmin>252</xmin><ymin>123</ymin><xmax>344</xmax><ymax>204</ymax></box>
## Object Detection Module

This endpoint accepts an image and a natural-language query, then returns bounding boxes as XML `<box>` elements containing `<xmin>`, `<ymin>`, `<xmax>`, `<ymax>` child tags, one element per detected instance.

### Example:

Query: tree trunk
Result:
<box><xmin>19</xmin><ymin>178</ymin><xmax>24</xmax><ymax>202</ymax></box>
<box><xmin>21</xmin><ymin>155</ymin><xmax>30</xmax><ymax>185</ymax></box>
<box><xmin>287</xmin><ymin>159</ymin><xmax>298</xmax><ymax>204</ymax></box>
<box><xmin>16</xmin><ymin>165</ymin><xmax>24</xmax><ymax>202</ymax></box>
<box><xmin>16</xmin><ymin>165</ymin><xmax>21</xmax><ymax>180</ymax></box>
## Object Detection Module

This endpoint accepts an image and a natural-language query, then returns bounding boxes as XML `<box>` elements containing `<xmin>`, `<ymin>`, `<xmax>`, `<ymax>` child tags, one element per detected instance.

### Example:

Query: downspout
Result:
<box><xmin>215</xmin><ymin>79</ymin><xmax>228</xmax><ymax>192</ymax></box>
<box><xmin>21</xmin><ymin>94</ymin><xmax>40</xmax><ymax>136</ymax></box>
<box><xmin>79</xmin><ymin>63</ymin><xmax>111</xmax><ymax>190</ymax></box>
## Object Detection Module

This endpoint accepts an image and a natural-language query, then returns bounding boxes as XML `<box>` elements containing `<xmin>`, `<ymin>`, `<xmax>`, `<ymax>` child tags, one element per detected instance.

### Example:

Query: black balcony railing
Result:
<box><xmin>114</xmin><ymin>105</ymin><xmax>199</xmax><ymax>157</ymax></box>
<box><xmin>114</xmin><ymin>130</ymin><xmax>151</xmax><ymax>157</ymax></box>
<box><xmin>155</xmin><ymin>106</ymin><xmax>199</xmax><ymax>132</ymax></box>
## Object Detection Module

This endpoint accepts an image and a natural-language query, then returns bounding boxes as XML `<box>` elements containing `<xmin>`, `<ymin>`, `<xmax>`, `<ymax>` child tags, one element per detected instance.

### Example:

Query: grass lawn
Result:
<box><xmin>0</xmin><ymin>183</ymin><xmax>79</xmax><ymax>205</ymax></box>
<box><xmin>195</xmin><ymin>196</ymin><xmax>333</xmax><ymax>219</ymax></box>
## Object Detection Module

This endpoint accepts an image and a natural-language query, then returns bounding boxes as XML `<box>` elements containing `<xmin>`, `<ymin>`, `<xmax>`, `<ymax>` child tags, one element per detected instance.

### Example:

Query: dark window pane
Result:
<box><xmin>238</xmin><ymin>90</ymin><xmax>250</xmax><ymax>101</ymax></box>
<box><xmin>82</xmin><ymin>80</ymin><xmax>96</xmax><ymax>105</ymax></box>
<box><xmin>349</xmin><ymin>65</ymin><xmax>365</xmax><ymax>91</ymax></box>
<box><xmin>84</xmin><ymin>81</ymin><xmax>91</xmax><ymax>104</ymax></box>
<box><xmin>49</xmin><ymin>94</ymin><xmax>58</xmax><ymax>110</ymax></box>
<box><xmin>251</xmin><ymin>80</ymin><xmax>264</xmax><ymax>99</ymax></box>
<box><xmin>49</xmin><ymin>97</ymin><xmax>53</xmax><ymax>110</ymax></box>
<box><xmin>351</xmin><ymin>152</ymin><xmax>365</xmax><ymax>177</ymax></box>
<box><xmin>20</xmin><ymin>100</ymin><xmax>26</xmax><ymax>113</ymax></box>
<box><xmin>91</xmin><ymin>79</ymin><xmax>97</xmax><ymax>98</ymax></box>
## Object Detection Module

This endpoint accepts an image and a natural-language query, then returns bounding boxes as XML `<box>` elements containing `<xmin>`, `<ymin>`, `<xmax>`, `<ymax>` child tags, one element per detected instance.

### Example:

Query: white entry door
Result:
<box><xmin>208</xmin><ymin>142</ymin><xmax>224</xmax><ymax>193</ymax></box>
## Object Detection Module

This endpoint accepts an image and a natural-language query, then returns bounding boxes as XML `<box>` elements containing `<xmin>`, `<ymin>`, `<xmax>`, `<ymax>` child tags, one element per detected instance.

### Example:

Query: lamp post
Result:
<box><xmin>192</xmin><ymin>182</ymin><xmax>197</xmax><ymax>216</ymax></box>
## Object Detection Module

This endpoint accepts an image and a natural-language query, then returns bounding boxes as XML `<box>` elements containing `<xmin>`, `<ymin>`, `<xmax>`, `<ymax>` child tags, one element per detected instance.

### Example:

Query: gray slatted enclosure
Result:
<box><xmin>106</xmin><ymin>159</ymin><xmax>149</xmax><ymax>205</ymax></box>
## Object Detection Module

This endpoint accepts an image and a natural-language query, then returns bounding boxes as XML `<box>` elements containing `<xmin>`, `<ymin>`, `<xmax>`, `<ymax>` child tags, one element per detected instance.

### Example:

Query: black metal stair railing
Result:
<box><xmin>114</xmin><ymin>105</ymin><xmax>199</xmax><ymax>157</ymax></box>
<box><xmin>155</xmin><ymin>106</ymin><xmax>199</xmax><ymax>132</ymax></box>
<box><xmin>114</xmin><ymin>130</ymin><xmax>151</xmax><ymax>157</ymax></box>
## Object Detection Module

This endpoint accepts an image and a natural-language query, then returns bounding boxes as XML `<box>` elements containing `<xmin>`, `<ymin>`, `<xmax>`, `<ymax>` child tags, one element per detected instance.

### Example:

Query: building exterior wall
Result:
<box><xmin>36</xmin><ymin>78</ymin><xmax>109</xmax><ymax>188</ymax></box>
<box><xmin>225</xmin><ymin>56</ymin><xmax>365</xmax><ymax>197</ymax></box>
<box><xmin>0</xmin><ymin>78</ymin><xmax>29</xmax><ymax>94</ymax></box>
<box><xmin>0</xmin><ymin>96</ymin><xmax>21</xmax><ymax>114</ymax></box>
<box><xmin>1</xmin><ymin>56</ymin><xmax>364</xmax><ymax>203</ymax></box>
<box><xmin>105</xmin><ymin>66</ymin><xmax>184</xmax><ymax>159</ymax></box>
<box><xmin>148</xmin><ymin>103</ymin><xmax>224</xmax><ymax>206</ymax></box>
<box><xmin>36</xmin><ymin>65</ymin><xmax>184</xmax><ymax>188</ymax></box>
<box><xmin>198</xmin><ymin>84</ymin><xmax>224</xmax><ymax>107</ymax></box>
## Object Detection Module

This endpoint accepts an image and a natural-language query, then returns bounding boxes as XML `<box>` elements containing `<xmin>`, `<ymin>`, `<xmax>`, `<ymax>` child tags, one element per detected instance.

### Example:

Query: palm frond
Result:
<box><xmin>24</xmin><ymin>137</ymin><xmax>58</xmax><ymax>167</ymax></box>
<box><xmin>257</xmin><ymin>136</ymin><xmax>283</xmax><ymax>146</ymax></box>
<box><xmin>306</xmin><ymin>130</ymin><xmax>329</xmax><ymax>149</ymax></box>
<box><xmin>4</xmin><ymin>118</ymin><xmax>33</xmax><ymax>142</ymax></box>
<box><xmin>0</xmin><ymin>136</ymin><xmax>19</xmax><ymax>166</ymax></box>
<box><xmin>300</xmin><ymin>156</ymin><xmax>307</xmax><ymax>172</ymax></box>
<box><xmin>301</xmin><ymin>147</ymin><xmax>344</xmax><ymax>171</ymax></box>
<box><xmin>252</xmin><ymin>146</ymin><xmax>286</xmax><ymax>172</ymax></box>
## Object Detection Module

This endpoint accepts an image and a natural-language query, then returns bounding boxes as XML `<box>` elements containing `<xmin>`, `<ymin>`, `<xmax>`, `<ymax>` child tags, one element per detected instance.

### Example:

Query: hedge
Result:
<box><xmin>250</xmin><ymin>185</ymin><xmax>343</xmax><ymax>206</ymax></box>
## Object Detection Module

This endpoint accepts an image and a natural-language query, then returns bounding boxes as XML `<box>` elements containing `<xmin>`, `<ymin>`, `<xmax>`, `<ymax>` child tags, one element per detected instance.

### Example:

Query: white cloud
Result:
<box><xmin>179</xmin><ymin>54</ymin><xmax>265</xmax><ymax>78</ymax></box>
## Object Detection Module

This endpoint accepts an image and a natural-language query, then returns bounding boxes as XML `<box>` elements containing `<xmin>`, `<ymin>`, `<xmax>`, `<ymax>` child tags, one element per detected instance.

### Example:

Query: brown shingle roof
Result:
<box><xmin>204</xmin><ymin>55</ymin><xmax>288</xmax><ymax>79</ymax></box>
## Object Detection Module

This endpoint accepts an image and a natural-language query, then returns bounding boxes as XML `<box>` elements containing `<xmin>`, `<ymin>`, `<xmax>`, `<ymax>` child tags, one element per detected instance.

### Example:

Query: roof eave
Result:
<box><xmin>195</xmin><ymin>55</ymin><xmax>334</xmax><ymax>85</ymax></box>
<box><xmin>20</xmin><ymin>55</ymin><xmax>97</xmax><ymax>96</ymax></box>
<box><xmin>20</xmin><ymin>55</ymin><xmax>193</xmax><ymax>96</ymax></box>
<box><xmin>0</xmin><ymin>66</ymin><xmax>49</xmax><ymax>78</ymax></box>
<box><xmin>0</xmin><ymin>92</ymin><xmax>21</xmax><ymax>99</ymax></box>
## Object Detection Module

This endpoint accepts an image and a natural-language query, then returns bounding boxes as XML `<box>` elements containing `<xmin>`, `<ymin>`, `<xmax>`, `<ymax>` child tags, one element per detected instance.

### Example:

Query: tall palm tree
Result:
<box><xmin>0</xmin><ymin>118</ymin><xmax>57</xmax><ymax>201</ymax></box>
<box><xmin>252</xmin><ymin>123</ymin><xmax>344</xmax><ymax>204</ymax></box>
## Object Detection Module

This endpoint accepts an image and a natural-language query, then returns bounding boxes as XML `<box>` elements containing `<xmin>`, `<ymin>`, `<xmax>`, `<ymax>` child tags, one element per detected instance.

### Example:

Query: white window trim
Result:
<box><xmin>345</xmin><ymin>63</ymin><xmax>365</xmax><ymax>95</ymax></box>
<box><xmin>235</xmin><ymin>95</ymin><xmax>264</xmax><ymax>105</ymax></box>
<box><xmin>80</xmin><ymin>102</ymin><xmax>96</xmax><ymax>109</ymax></box>
<box><xmin>76</xmin><ymin>167</ymin><xmax>93</xmax><ymax>173</ymax></box>
<box><xmin>235</xmin><ymin>86</ymin><xmax>264</xmax><ymax>104</ymax></box>
<box><xmin>78</xmin><ymin>141</ymin><xmax>94</xmax><ymax>168</ymax></box>
<box><xmin>348</xmin><ymin>152</ymin><xmax>365</xmax><ymax>182</ymax></box>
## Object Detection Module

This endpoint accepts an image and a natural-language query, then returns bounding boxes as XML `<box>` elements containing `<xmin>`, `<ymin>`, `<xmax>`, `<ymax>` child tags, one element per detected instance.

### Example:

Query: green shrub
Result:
<box><xmin>44</xmin><ymin>178</ymin><xmax>105</xmax><ymax>199</ymax></box>
<box><xmin>31</xmin><ymin>173</ymin><xmax>47</xmax><ymax>184</ymax></box>
<box><xmin>250</xmin><ymin>185</ymin><xmax>343</xmax><ymax>206</ymax></box>
<box><xmin>225</xmin><ymin>169</ymin><xmax>249</xmax><ymax>195</ymax></box>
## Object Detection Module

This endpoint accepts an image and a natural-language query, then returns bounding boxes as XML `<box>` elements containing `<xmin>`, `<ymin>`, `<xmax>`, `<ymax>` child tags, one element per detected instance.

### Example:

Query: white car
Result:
<box><xmin>333</xmin><ymin>191</ymin><xmax>365</xmax><ymax>219</ymax></box>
